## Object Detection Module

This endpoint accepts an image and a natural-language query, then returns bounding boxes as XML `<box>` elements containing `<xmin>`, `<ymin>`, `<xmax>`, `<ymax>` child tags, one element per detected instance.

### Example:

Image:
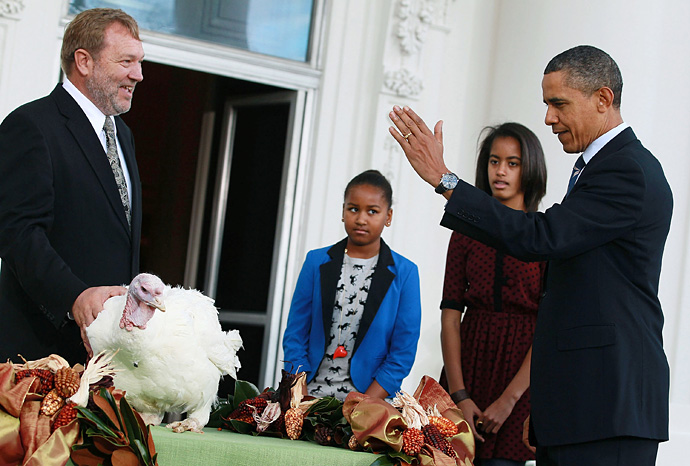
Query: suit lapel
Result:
<box><xmin>116</xmin><ymin>116</ymin><xmax>140</xmax><ymax>241</ymax></box>
<box><xmin>352</xmin><ymin>239</ymin><xmax>395</xmax><ymax>356</ymax></box>
<box><xmin>52</xmin><ymin>86</ymin><xmax>131</xmax><ymax>236</ymax></box>
<box><xmin>563</xmin><ymin>127</ymin><xmax>637</xmax><ymax>201</ymax></box>
<box><xmin>320</xmin><ymin>239</ymin><xmax>347</xmax><ymax>349</ymax></box>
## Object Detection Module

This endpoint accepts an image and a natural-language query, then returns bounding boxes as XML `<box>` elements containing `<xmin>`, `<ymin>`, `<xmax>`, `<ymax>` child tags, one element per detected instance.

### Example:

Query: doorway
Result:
<box><xmin>122</xmin><ymin>61</ymin><xmax>297</xmax><ymax>394</ymax></box>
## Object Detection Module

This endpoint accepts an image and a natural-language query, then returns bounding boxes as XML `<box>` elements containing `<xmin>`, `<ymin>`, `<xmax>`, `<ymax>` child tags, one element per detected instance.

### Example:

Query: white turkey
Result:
<box><xmin>86</xmin><ymin>272</ymin><xmax>242</xmax><ymax>433</ymax></box>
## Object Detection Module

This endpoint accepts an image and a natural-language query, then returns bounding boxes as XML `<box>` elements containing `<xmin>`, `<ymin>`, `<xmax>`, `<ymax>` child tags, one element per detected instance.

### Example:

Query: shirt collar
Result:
<box><xmin>581</xmin><ymin>122</ymin><xmax>629</xmax><ymax>164</ymax></box>
<box><xmin>62</xmin><ymin>77</ymin><xmax>112</xmax><ymax>137</ymax></box>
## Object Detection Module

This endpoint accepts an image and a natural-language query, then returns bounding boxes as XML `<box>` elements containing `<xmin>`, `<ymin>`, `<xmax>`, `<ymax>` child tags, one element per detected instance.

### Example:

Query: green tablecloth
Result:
<box><xmin>68</xmin><ymin>426</ymin><xmax>384</xmax><ymax>466</ymax></box>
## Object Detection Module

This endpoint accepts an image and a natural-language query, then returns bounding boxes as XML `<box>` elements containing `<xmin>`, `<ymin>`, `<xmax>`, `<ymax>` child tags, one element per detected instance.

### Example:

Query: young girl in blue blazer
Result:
<box><xmin>282</xmin><ymin>170</ymin><xmax>422</xmax><ymax>400</ymax></box>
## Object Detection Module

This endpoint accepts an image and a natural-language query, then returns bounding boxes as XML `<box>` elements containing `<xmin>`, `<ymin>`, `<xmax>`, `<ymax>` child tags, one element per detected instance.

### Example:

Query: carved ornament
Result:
<box><xmin>0</xmin><ymin>0</ymin><xmax>25</xmax><ymax>19</ymax></box>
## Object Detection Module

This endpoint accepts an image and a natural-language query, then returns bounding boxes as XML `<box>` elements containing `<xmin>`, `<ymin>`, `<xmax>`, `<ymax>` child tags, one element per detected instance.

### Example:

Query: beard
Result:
<box><xmin>85</xmin><ymin>65</ymin><xmax>134</xmax><ymax>116</ymax></box>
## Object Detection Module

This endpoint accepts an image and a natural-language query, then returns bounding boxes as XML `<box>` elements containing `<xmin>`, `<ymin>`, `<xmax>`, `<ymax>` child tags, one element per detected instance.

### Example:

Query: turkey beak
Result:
<box><xmin>149</xmin><ymin>297</ymin><xmax>166</xmax><ymax>312</ymax></box>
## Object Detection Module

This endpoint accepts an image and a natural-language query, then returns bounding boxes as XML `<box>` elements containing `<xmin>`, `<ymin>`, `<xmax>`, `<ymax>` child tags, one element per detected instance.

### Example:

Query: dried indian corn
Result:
<box><xmin>402</xmin><ymin>427</ymin><xmax>424</xmax><ymax>455</ymax></box>
<box><xmin>54</xmin><ymin>367</ymin><xmax>80</xmax><ymax>398</ymax></box>
<box><xmin>284</xmin><ymin>407</ymin><xmax>304</xmax><ymax>440</ymax></box>
<box><xmin>348</xmin><ymin>434</ymin><xmax>361</xmax><ymax>451</ymax></box>
<box><xmin>428</xmin><ymin>415</ymin><xmax>459</xmax><ymax>437</ymax></box>
<box><xmin>52</xmin><ymin>403</ymin><xmax>78</xmax><ymax>432</ymax></box>
<box><xmin>422</xmin><ymin>424</ymin><xmax>458</xmax><ymax>458</ymax></box>
<box><xmin>40</xmin><ymin>389</ymin><xmax>65</xmax><ymax>416</ymax></box>
<box><xmin>15</xmin><ymin>368</ymin><xmax>54</xmax><ymax>395</ymax></box>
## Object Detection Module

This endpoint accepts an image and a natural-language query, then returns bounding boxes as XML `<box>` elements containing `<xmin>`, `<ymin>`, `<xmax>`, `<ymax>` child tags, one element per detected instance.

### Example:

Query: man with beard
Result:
<box><xmin>0</xmin><ymin>8</ymin><xmax>145</xmax><ymax>364</ymax></box>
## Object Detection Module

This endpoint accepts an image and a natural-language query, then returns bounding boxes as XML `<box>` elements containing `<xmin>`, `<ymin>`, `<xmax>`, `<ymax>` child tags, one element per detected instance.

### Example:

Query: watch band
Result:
<box><xmin>434</xmin><ymin>180</ymin><xmax>445</xmax><ymax>194</ymax></box>
<box><xmin>435</xmin><ymin>172</ymin><xmax>458</xmax><ymax>194</ymax></box>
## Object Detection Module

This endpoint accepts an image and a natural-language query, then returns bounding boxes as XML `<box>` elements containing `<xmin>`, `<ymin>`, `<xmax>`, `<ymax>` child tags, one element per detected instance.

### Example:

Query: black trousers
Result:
<box><xmin>536</xmin><ymin>437</ymin><xmax>659</xmax><ymax>466</ymax></box>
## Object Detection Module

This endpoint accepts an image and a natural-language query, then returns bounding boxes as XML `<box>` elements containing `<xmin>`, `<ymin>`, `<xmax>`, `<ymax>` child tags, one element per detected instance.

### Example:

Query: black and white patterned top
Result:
<box><xmin>308</xmin><ymin>254</ymin><xmax>378</xmax><ymax>400</ymax></box>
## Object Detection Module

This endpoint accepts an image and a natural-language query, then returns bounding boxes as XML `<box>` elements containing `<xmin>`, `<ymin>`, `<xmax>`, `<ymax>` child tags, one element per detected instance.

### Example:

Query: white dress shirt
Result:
<box><xmin>62</xmin><ymin>78</ymin><xmax>132</xmax><ymax>202</ymax></box>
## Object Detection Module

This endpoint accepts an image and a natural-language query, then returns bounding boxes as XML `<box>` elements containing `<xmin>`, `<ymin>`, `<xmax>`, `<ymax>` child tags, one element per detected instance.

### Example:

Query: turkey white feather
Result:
<box><xmin>86</xmin><ymin>273</ymin><xmax>242</xmax><ymax>433</ymax></box>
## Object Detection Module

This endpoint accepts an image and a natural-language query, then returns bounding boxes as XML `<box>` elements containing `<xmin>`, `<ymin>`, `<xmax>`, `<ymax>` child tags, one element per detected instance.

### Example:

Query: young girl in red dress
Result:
<box><xmin>440</xmin><ymin>123</ymin><xmax>547</xmax><ymax>466</ymax></box>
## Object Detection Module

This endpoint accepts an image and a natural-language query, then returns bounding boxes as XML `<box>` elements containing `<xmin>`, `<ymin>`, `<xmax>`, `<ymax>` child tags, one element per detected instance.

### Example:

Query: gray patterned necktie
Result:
<box><xmin>103</xmin><ymin>117</ymin><xmax>131</xmax><ymax>229</ymax></box>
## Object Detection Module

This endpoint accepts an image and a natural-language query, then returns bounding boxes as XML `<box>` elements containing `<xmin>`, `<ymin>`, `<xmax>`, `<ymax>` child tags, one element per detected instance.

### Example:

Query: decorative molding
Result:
<box><xmin>0</xmin><ymin>0</ymin><xmax>25</xmax><ymax>19</ymax></box>
<box><xmin>383</xmin><ymin>67</ymin><xmax>423</xmax><ymax>97</ymax></box>
<box><xmin>396</xmin><ymin>0</ymin><xmax>434</xmax><ymax>55</ymax></box>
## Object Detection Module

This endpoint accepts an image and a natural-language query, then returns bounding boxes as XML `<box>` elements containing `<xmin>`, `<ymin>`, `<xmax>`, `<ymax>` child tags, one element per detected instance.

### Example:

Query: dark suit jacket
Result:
<box><xmin>282</xmin><ymin>238</ymin><xmax>421</xmax><ymax>396</ymax></box>
<box><xmin>0</xmin><ymin>84</ymin><xmax>142</xmax><ymax>365</ymax></box>
<box><xmin>440</xmin><ymin>127</ymin><xmax>672</xmax><ymax>446</ymax></box>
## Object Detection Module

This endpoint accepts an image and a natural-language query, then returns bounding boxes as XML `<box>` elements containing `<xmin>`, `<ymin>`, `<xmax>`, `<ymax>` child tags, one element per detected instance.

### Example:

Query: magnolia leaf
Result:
<box><xmin>76</xmin><ymin>407</ymin><xmax>121</xmax><ymax>439</ymax></box>
<box><xmin>208</xmin><ymin>399</ymin><xmax>234</xmax><ymax>428</ymax></box>
<box><xmin>111</xmin><ymin>448</ymin><xmax>140</xmax><ymax>466</ymax></box>
<box><xmin>132</xmin><ymin>438</ymin><xmax>153</xmax><ymax>466</ymax></box>
<box><xmin>305</xmin><ymin>396</ymin><xmax>341</xmax><ymax>415</ymax></box>
<box><xmin>368</xmin><ymin>456</ymin><xmax>397</xmax><ymax>466</ymax></box>
<box><xmin>119</xmin><ymin>396</ymin><xmax>144</xmax><ymax>446</ymax></box>
<box><xmin>229</xmin><ymin>419</ymin><xmax>256</xmax><ymax>434</ymax></box>
<box><xmin>100</xmin><ymin>388</ymin><xmax>126</xmax><ymax>432</ymax></box>
<box><xmin>147</xmin><ymin>426</ymin><xmax>158</xmax><ymax>461</ymax></box>
<box><xmin>387</xmin><ymin>450</ymin><xmax>415</xmax><ymax>463</ymax></box>
<box><xmin>70</xmin><ymin>446</ymin><xmax>109</xmax><ymax>466</ymax></box>
<box><xmin>233</xmin><ymin>380</ymin><xmax>260</xmax><ymax>408</ymax></box>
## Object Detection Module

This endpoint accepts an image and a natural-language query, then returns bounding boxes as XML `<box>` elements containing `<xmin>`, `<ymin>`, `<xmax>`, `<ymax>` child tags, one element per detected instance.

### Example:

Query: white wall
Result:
<box><xmin>0</xmin><ymin>0</ymin><xmax>64</xmax><ymax>119</ymax></box>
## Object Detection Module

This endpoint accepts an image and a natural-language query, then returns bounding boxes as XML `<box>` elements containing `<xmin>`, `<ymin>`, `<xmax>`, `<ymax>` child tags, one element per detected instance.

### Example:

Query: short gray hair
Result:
<box><xmin>544</xmin><ymin>45</ymin><xmax>623</xmax><ymax>108</ymax></box>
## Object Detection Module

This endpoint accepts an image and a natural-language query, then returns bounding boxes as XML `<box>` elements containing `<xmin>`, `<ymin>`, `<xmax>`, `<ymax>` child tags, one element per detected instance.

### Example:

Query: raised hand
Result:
<box><xmin>388</xmin><ymin>105</ymin><xmax>450</xmax><ymax>189</ymax></box>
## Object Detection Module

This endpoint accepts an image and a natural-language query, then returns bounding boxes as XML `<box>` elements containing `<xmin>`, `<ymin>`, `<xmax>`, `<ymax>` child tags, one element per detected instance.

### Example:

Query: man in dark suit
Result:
<box><xmin>0</xmin><ymin>8</ymin><xmax>144</xmax><ymax>365</ymax></box>
<box><xmin>389</xmin><ymin>45</ymin><xmax>672</xmax><ymax>465</ymax></box>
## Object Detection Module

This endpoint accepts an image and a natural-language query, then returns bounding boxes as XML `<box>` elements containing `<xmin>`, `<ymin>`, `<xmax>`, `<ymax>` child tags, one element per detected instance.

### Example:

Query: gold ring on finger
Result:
<box><xmin>403</xmin><ymin>132</ymin><xmax>412</xmax><ymax>140</ymax></box>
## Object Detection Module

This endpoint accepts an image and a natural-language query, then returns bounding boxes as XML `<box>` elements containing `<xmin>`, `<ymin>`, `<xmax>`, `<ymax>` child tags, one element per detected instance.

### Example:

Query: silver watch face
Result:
<box><xmin>441</xmin><ymin>173</ymin><xmax>459</xmax><ymax>189</ymax></box>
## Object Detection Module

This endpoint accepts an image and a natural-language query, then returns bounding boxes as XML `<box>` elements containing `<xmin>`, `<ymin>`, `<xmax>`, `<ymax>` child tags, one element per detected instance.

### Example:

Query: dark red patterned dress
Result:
<box><xmin>441</xmin><ymin>232</ymin><xmax>544</xmax><ymax>462</ymax></box>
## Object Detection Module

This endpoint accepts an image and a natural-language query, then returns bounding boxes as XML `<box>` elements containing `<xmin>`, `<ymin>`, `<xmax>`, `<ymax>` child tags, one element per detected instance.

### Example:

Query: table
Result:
<box><xmin>68</xmin><ymin>426</ymin><xmax>385</xmax><ymax>466</ymax></box>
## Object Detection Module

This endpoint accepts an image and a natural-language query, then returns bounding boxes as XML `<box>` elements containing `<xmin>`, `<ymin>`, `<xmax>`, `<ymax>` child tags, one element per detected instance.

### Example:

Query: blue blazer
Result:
<box><xmin>282</xmin><ymin>238</ymin><xmax>421</xmax><ymax>396</ymax></box>
<box><xmin>441</xmin><ymin>128</ymin><xmax>672</xmax><ymax>446</ymax></box>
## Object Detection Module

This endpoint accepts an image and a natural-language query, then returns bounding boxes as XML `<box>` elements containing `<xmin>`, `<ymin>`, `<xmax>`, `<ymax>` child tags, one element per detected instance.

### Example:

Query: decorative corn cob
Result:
<box><xmin>54</xmin><ymin>367</ymin><xmax>80</xmax><ymax>398</ymax></box>
<box><xmin>284</xmin><ymin>407</ymin><xmax>304</xmax><ymax>440</ymax></box>
<box><xmin>40</xmin><ymin>389</ymin><xmax>65</xmax><ymax>416</ymax></box>
<box><xmin>428</xmin><ymin>415</ymin><xmax>459</xmax><ymax>437</ymax></box>
<box><xmin>422</xmin><ymin>424</ymin><xmax>458</xmax><ymax>458</ymax></box>
<box><xmin>233</xmin><ymin>413</ymin><xmax>255</xmax><ymax>425</ymax></box>
<box><xmin>402</xmin><ymin>427</ymin><xmax>425</xmax><ymax>455</ymax></box>
<box><xmin>348</xmin><ymin>434</ymin><xmax>361</xmax><ymax>451</ymax></box>
<box><xmin>51</xmin><ymin>403</ymin><xmax>78</xmax><ymax>432</ymax></box>
<box><xmin>314</xmin><ymin>425</ymin><xmax>334</xmax><ymax>446</ymax></box>
<box><xmin>230</xmin><ymin>396</ymin><xmax>268</xmax><ymax>419</ymax></box>
<box><xmin>284</xmin><ymin>371</ymin><xmax>307</xmax><ymax>440</ymax></box>
<box><xmin>15</xmin><ymin>369</ymin><xmax>54</xmax><ymax>395</ymax></box>
<box><xmin>227</xmin><ymin>396</ymin><xmax>269</xmax><ymax>426</ymax></box>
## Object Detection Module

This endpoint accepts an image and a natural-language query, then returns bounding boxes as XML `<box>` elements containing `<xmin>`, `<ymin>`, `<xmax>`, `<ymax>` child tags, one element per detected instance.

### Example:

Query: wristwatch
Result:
<box><xmin>435</xmin><ymin>172</ymin><xmax>459</xmax><ymax>194</ymax></box>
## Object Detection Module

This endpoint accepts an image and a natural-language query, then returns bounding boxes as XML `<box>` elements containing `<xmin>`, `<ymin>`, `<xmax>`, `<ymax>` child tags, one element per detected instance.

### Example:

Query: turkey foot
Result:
<box><xmin>167</xmin><ymin>417</ymin><xmax>204</xmax><ymax>433</ymax></box>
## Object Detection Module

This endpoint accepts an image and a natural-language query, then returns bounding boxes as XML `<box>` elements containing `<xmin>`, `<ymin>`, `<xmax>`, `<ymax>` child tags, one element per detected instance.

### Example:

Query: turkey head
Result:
<box><xmin>120</xmin><ymin>273</ymin><xmax>166</xmax><ymax>331</ymax></box>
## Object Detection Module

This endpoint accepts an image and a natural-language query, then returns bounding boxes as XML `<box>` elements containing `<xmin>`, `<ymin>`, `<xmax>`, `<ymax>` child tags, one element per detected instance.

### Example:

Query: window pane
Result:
<box><xmin>69</xmin><ymin>0</ymin><xmax>314</xmax><ymax>62</ymax></box>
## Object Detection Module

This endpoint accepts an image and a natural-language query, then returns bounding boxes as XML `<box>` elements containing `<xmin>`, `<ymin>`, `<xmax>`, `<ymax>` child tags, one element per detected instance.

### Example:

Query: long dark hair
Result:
<box><xmin>475</xmin><ymin>122</ymin><xmax>547</xmax><ymax>212</ymax></box>
<box><xmin>344</xmin><ymin>169</ymin><xmax>393</xmax><ymax>209</ymax></box>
